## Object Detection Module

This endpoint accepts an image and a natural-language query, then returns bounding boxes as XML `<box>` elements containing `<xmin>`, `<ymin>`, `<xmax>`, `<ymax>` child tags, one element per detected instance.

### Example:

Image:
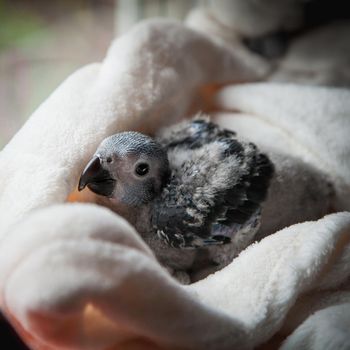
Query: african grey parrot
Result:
<box><xmin>78</xmin><ymin>117</ymin><xmax>274</xmax><ymax>282</ymax></box>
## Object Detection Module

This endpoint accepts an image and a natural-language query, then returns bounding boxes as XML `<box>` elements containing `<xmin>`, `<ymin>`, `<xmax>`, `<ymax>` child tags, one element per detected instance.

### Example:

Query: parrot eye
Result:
<box><xmin>106</xmin><ymin>157</ymin><xmax>113</xmax><ymax>163</ymax></box>
<box><xmin>135</xmin><ymin>163</ymin><xmax>149</xmax><ymax>176</ymax></box>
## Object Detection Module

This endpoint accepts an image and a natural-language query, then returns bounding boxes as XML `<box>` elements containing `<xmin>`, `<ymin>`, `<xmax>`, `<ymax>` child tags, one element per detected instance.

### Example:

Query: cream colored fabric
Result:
<box><xmin>0</xmin><ymin>19</ymin><xmax>268</xmax><ymax>237</ymax></box>
<box><xmin>187</xmin><ymin>6</ymin><xmax>350</xmax><ymax>88</ymax></box>
<box><xmin>1</xmin><ymin>18</ymin><xmax>350</xmax><ymax>350</ymax></box>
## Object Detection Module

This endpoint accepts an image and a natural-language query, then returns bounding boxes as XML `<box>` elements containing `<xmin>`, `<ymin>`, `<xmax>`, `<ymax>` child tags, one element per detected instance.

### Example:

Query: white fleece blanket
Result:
<box><xmin>1</xmin><ymin>19</ymin><xmax>350</xmax><ymax>350</ymax></box>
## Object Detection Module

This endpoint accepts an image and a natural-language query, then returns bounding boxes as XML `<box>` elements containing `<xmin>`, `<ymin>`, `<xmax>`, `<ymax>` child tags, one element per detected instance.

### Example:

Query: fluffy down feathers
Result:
<box><xmin>151</xmin><ymin>118</ymin><xmax>274</xmax><ymax>248</ymax></box>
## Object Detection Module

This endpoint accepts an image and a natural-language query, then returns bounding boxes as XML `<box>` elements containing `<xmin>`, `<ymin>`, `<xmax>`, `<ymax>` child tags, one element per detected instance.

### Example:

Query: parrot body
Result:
<box><xmin>79</xmin><ymin>117</ymin><xmax>274</xmax><ymax>282</ymax></box>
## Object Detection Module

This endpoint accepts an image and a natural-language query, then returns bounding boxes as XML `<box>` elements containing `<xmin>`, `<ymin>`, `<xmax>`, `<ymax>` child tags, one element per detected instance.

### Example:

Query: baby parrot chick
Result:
<box><xmin>78</xmin><ymin>117</ymin><xmax>274</xmax><ymax>281</ymax></box>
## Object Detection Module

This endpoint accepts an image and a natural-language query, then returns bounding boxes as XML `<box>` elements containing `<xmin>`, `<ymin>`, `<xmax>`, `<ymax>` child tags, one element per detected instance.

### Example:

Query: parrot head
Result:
<box><xmin>78</xmin><ymin>132</ymin><xmax>170</xmax><ymax>206</ymax></box>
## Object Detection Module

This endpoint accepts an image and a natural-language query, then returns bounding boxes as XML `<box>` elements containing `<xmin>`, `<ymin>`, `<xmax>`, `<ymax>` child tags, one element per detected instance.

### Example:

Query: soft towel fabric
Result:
<box><xmin>0</xmin><ymin>18</ymin><xmax>350</xmax><ymax>350</ymax></box>
<box><xmin>187</xmin><ymin>6</ymin><xmax>350</xmax><ymax>87</ymax></box>
<box><xmin>1</xmin><ymin>207</ymin><xmax>350</xmax><ymax>350</ymax></box>
<box><xmin>0</xmin><ymin>19</ymin><xmax>269</xmax><ymax>237</ymax></box>
<box><xmin>269</xmin><ymin>22</ymin><xmax>350</xmax><ymax>86</ymax></box>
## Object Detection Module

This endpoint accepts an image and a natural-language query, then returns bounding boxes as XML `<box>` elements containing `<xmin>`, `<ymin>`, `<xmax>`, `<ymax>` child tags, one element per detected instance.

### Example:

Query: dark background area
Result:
<box><xmin>0</xmin><ymin>314</ymin><xmax>29</xmax><ymax>349</ymax></box>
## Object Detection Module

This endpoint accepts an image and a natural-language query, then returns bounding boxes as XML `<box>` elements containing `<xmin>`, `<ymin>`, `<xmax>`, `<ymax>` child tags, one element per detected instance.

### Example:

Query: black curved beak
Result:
<box><xmin>78</xmin><ymin>156</ymin><xmax>116</xmax><ymax>197</ymax></box>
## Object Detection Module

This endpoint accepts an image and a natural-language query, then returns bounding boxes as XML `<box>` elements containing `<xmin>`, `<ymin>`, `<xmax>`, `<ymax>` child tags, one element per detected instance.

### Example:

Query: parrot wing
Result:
<box><xmin>152</xmin><ymin>130</ymin><xmax>274</xmax><ymax>248</ymax></box>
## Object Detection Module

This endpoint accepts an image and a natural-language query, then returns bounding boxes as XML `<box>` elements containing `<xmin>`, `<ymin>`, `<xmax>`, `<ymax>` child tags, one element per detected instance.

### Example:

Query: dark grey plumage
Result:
<box><xmin>152</xmin><ymin>118</ymin><xmax>274</xmax><ymax>248</ymax></box>
<box><xmin>78</xmin><ymin>117</ymin><xmax>274</xmax><ymax>279</ymax></box>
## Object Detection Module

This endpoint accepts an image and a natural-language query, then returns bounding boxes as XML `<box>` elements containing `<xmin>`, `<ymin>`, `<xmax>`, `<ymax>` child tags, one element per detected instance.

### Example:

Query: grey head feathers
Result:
<box><xmin>99</xmin><ymin>131</ymin><xmax>167</xmax><ymax>160</ymax></box>
<box><xmin>81</xmin><ymin>131</ymin><xmax>170</xmax><ymax>206</ymax></box>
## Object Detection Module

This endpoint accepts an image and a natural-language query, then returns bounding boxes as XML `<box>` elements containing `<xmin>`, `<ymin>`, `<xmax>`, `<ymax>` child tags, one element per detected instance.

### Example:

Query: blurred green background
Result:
<box><xmin>0</xmin><ymin>0</ymin><xmax>199</xmax><ymax>148</ymax></box>
<box><xmin>0</xmin><ymin>0</ymin><xmax>115</xmax><ymax>148</ymax></box>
